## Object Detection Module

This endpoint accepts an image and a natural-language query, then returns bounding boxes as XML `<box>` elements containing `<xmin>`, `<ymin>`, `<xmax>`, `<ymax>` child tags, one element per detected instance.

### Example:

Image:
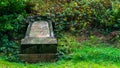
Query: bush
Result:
<box><xmin>0</xmin><ymin>0</ymin><xmax>27</xmax><ymax>61</ymax></box>
<box><xmin>28</xmin><ymin>0</ymin><xmax>120</xmax><ymax>34</ymax></box>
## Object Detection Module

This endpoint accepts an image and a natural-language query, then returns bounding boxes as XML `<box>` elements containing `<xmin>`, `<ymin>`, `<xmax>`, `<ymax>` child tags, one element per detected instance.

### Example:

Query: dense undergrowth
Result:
<box><xmin>29</xmin><ymin>0</ymin><xmax>120</xmax><ymax>33</ymax></box>
<box><xmin>0</xmin><ymin>35</ymin><xmax>120</xmax><ymax>68</ymax></box>
<box><xmin>57</xmin><ymin>33</ymin><xmax>120</xmax><ymax>62</ymax></box>
<box><xmin>0</xmin><ymin>0</ymin><xmax>120</xmax><ymax>63</ymax></box>
<box><xmin>0</xmin><ymin>0</ymin><xmax>28</xmax><ymax>61</ymax></box>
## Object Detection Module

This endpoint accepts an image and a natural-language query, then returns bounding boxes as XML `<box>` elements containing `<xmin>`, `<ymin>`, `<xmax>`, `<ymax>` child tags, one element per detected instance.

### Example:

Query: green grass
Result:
<box><xmin>0</xmin><ymin>46</ymin><xmax>120</xmax><ymax>68</ymax></box>
<box><xmin>0</xmin><ymin>59</ymin><xmax>120</xmax><ymax>68</ymax></box>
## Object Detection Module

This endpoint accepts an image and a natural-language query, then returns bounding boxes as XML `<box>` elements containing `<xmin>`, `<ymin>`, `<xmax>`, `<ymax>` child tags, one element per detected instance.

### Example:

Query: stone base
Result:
<box><xmin>20</xmin><ymin>44</ymin><xmax>57</xmax><ymax>54</ymax></box>
<box><xmin>21</xmin><ymin>37</ymin><xmax>57</xmax><ymax>45</ymax></box>
<box><xmin>19</xmin><ymin>54</ymin><xmax>57</xmax><ymax>63</ymax></box>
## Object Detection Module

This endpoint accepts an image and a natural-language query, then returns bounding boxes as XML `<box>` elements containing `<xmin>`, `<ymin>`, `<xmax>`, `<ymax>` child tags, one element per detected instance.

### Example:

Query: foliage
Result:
<box><xmin>57</xmin><ymin>34</ymin><xmax>120</xmax><ymax>62</ymax></box>
<box><xmin>28</xmin><ymin>0</ymin><xmax>120</xmax><ymax>34</ymax></box>
<box><xmin>0</xmin><ymin>0</ymin><xmax>26</xmax><ymax>31</ymax></box>
<box><xmin>0</xmin><ymin>0</ymin><xmax>27</xmax><ymax>61</ymax></box>
<box><xmin>0</xmin><ymin>0</ymin><xmax>120</xmax><ymax>63</ymax></box>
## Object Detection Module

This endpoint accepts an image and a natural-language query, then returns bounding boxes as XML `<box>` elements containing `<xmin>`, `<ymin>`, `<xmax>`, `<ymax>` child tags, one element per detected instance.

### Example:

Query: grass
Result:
<box><xmin>0</xmin><ymin>59</ymin><xmax>120</xmax><ymax>68</ymax></box>
<box><xmin>0</xmin><ymin>46</ymin><xmax>120</xmax><ymax>68</ymax></box>
<box><xmin>0</xmin><ymin>35</ymin><xmax>120</xmax><ymax>68</ymax></box>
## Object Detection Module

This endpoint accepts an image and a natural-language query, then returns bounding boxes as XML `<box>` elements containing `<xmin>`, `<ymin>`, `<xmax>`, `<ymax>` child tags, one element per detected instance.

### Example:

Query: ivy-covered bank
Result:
<box><xmin>29</xmin><ymin>0</ymin><xmax>120</xmax><ymax>33</ymax></box>
<box><xmin>28</xmin><ymin>0</ymin><xmax>120</xmax><ymax>42</ymax></box>
<box><xmin>0</xmin><ymin>0</ymin><xmax>28</xmax><ymax>61</ymax></box>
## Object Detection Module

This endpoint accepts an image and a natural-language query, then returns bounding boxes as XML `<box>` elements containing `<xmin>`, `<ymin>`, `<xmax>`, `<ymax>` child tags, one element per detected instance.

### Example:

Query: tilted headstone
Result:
<box><xmin>19</xmin><ymin>21</ymin><xmax>57</xmax><ymax>63</ymax></box>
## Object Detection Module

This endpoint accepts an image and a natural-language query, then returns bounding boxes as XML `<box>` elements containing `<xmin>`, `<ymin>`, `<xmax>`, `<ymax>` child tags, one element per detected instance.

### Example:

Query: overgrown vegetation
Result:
<box><xmin>27</xmin><ymin>0</ymin><xmax>120</xmax><ymax>42</ymax></box>
<box><xmin>0</xmin><ymin>0</ymin><xmax>120</xmax><ymax>67</ymax></box>
<box><xmin>0</xmin><ymin>35</ymin><xmax>120</xmax><ymax>68</ymax></box>
<box><xmin>29</xmin><ymin>0</ymin><xmax>120</xmax><ymax>33</ymax></box>
<box><xmin>57</xmin><ymin>34</ymin><xmax>120</xmax><ymax>62</ymax></box>
<box><xmin>0</xmin><ymin>0</ymin><xmax>27</xmax><ymax>61</ymax></box>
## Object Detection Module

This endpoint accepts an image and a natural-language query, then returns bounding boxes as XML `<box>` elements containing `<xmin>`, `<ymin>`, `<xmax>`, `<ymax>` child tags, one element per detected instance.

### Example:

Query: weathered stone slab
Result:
<box><xmin>21</xmin><ymin>37</ymin><xmax>57</xmax><ymax>44</ymax></box>
<box><xmin>29</xmin><ymin>21</ymin><xmax>50</xmax><ymax>37</ymax></box>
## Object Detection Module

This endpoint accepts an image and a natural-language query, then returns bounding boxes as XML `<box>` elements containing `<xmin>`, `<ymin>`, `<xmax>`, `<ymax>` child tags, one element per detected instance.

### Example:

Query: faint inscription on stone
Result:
<box><xmin>30</xmin><ymin>21</ymin><xmax>50</xmax><ymax>37</ymax></box>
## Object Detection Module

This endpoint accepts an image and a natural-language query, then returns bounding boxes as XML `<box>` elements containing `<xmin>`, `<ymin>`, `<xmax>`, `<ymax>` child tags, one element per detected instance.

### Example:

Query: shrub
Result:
<box><xmin>0</xmin><ymin>0</ymin><xmax>27</xmax><ymax>61</ymax></box>
<box><xmin>28</xmin><ymin>0</ymin><xmax>120</xmax><ymax>34</ymax></box>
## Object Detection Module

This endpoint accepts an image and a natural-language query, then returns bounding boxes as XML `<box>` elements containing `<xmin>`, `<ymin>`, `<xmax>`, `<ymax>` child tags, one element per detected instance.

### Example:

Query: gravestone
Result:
<box><xmin>19</xmin><ymin>21</ymin><xmax>57</xmax><ymax>63</ymax></box>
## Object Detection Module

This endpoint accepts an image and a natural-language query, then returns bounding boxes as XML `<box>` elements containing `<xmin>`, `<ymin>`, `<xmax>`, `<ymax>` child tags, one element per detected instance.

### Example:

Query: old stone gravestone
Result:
<box><xmin>19</xmin><ymin>21</ymin><xmax>57</xmax><ymax>63</ymax></box>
